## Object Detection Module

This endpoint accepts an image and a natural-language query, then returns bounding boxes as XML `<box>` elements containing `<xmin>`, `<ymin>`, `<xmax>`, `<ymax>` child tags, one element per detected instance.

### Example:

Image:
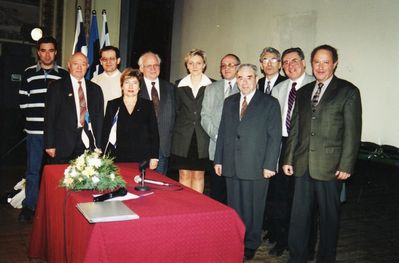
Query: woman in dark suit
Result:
<box><xmin>102</xmin><ymin>68</ymin><xmax>159</xmax><ymax>169</ymax></box>
<box><xmin>171</xmin><ymin>49</ymin><xmax>212</xmax><ymax>193</ymax></box>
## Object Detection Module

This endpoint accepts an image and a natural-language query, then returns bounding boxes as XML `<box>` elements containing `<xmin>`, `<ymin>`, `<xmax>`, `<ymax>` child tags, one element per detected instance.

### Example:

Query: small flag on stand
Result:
<box><xmin>72</xmin><ymin>6</ymin><xmax>87</xmax><ymax>55</ymax></box>
<box><xmin>86</xmin><ymin>10</ymin><xmax>100</xmax><ymax>79</ymax></box>
<box><xmin>104</xmin><ymin>107</ymin><xmax>119</xmax><ymax>154</ymax></box>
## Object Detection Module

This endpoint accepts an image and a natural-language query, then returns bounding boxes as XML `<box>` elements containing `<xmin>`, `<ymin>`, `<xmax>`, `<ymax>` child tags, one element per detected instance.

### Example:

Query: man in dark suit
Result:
<box><xmin>283</xmin><ymin>45</ymin><xmax>362</xmax><ymax>263</ymax></box>
<box><xmin>45</xmin><ymin>52</ymin><xmax>104</xmax><ymax>163</ymax></box>
<box><xmin>214</xmin><ymin>64</ymin><xmax>281</xmax><ymax>260</ymax></box>
<box><xmin>257</xmin><ymin>47</ymin><xmax>287</xmax><ymax>95</ymax></box>
<box><xmin>138</xmin><ymin>51</ymin><xmax>175</xmax><ymax>175</ymax></box>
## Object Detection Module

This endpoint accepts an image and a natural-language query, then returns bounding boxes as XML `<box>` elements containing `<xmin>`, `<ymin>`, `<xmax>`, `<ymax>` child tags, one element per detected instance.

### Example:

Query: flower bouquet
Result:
<box><xmin>61</xmin><ymin>150</ymin><xmax>126</xmax><ymax>191</ymax></box>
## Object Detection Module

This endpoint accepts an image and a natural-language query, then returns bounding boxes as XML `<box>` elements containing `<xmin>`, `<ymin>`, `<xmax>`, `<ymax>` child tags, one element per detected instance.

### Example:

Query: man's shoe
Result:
<box><xmin>18</xmin><ymin>207</ymin><xmax>34</xmax><ymax>222</ymax></box>
<box><xmin>244</xmin><ymin>247</ymin><xmax>256</xmax><ymax>260</ymax></box>
<box><xmin>269</xmin><ymin>243</ymin><xmax>287</xmax><ymax>257</ymax></box>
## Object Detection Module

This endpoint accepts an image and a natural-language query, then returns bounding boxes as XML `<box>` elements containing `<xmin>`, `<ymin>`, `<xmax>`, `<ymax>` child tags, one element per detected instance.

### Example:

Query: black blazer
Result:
<box><xmin>44</xmin><ymin>77</ymin><xmax>104</xmax><ymax>159</ymax></box>
<box><xmin>139</xmin><ymin>79</ymin><xmax>175</xmax><ymax>157</ymax></box>
<box><xmin>171</xmin><ymin>83</ymin><xmax>210</xmax><ymax>159</ymax></box>
<box><xmin>258</xmin><ymin>74</ymin><xmax>287</xmax><ymax>94</ymax></box>
<box><xmin>102</xmin><ymin>97</ymin><xmax>159</xmax><ymax>162</ymax></box>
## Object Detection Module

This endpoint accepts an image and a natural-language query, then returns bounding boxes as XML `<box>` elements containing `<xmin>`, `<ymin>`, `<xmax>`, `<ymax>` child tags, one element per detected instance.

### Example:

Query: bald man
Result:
<box><xmin>44</xmin><ymin>52</ymin><xmax>104</xmax><ymax>163</ymax></box>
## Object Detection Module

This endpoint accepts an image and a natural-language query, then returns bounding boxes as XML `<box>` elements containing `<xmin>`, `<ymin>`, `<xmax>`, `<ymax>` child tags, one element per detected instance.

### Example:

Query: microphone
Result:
<box><xmin>135</xmin><ymin>160</ymin><xmax>150</xmax><ymax>191</ymax></box>
<box><xmin>93</xmin><ymin>187</ymin><xmax>127</xmax><ymax>202</ymax></box>
<box><xmin>139</xmin><ymin>160</ymin><xmax>148</xmax><ymax>172</ymax></box>
<box><xmin>134</xmin><ymin>175</ymin><xmax>170</xmax><ymax>186</ymax></box>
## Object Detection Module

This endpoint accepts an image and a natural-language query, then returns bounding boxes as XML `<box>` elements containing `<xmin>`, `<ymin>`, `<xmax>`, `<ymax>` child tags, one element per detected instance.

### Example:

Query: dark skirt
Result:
<box><xmin>171</xmin><ymin>132</ymin><xmax>210</xmax><ymax>171</ymax></box>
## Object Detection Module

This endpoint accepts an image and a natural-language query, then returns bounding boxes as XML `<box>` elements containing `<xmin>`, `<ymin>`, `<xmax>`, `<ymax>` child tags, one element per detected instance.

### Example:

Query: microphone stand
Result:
<box><xmin>135</xmin><ymin>166</ymin><xmax>150</xmax><ymax>191</ymax></box>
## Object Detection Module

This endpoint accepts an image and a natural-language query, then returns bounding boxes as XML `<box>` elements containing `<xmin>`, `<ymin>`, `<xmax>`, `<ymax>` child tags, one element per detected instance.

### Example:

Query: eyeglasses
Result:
<box><xmin>220</xmin><ymin>63</ymin><xmax>238</xmax><ymax>69</ymax></box>
<box><xmin>100</xmin><ymin>57</ymin><xmax>117</xmax><ymax>63</ymax></box>
<box><xmin>261</xmin><ymin>58</ymin><xmax>280</xmax><ymax>64</ymax></box>
<box><xmin>282</xmin><ymin>58</ymin><xmax>301</xmax><ymax>66</ymax></box>
<box><xmin>143</xmin><ymin>64</ymin><xmax>160</xmax><ymax>70</ymax></box>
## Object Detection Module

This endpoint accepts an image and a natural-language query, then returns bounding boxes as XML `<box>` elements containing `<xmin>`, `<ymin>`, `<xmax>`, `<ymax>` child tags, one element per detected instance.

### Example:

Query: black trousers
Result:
<box><xmin>226</xmin><ymin>176</ymin><xmax>269</xmax><ymax>250</ymax></box>
<box><xmin>288</xmin><ymin>171</ymin><xmax>342</xmax><ymax>263</ymax></box>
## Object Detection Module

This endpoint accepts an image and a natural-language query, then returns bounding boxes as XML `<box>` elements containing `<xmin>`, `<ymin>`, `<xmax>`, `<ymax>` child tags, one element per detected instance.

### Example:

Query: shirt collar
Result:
<box><xmin>144</xmin><ymin>76</ymin><xmax>159</xmax><ymax>87</ymax></box>
<box><xmin>317</xmin><ymin>75</ymin><xmax>334</xmax><ymax>89</ymax></box>
<box><xmin>289</xmin><ymin>72</ymin><xmax>306</xmax><ymax>88</ymax></box>
<box><xmin>177</xmin><ymin>74</ymin><xmax>212</xmax><ymax>88</ymax></box>
<box><xmin>36</xmin><ymin>61</ymin><xmax>59</xmax><ymax>73</ymax></box>
<box><xmin>225</xmin><ymin>78</ymin><xmax>236</xmax><ymax>88</ymax></box>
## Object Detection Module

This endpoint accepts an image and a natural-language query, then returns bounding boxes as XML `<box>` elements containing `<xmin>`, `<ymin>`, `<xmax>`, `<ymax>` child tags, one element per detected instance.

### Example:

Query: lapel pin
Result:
<box><xmin>68</xmin><ymin>93</ymin><xmax>73</xmax><ymax>97</ymax></box>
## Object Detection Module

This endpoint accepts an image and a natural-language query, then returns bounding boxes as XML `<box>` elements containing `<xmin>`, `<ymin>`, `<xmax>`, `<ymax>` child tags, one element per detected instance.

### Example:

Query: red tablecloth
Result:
<box><xmin>28</xmin><ymin>163</ymin><xmax>245</xmax><ymax>262</ymax></box>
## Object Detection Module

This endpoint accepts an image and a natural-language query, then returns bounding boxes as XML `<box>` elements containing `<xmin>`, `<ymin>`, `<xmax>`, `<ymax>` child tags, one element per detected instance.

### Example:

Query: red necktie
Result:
<box><xmin>151</xmin><ymin>82</ymin><xmax>160</xmax><ymax>118</ymax></box>
<box><xmin>240</xmin><ymin>96</ymin><xmax>247</xmax><ymax>120</ymax></box>
<box><xmin>78</xmin><ymin>81</ymin><xmax>87</xmax><ymax>126</ymax></box>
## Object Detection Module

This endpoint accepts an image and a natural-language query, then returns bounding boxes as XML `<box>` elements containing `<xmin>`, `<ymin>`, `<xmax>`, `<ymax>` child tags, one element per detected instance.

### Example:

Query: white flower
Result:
<box><xmin>76</xmin><ymin>155</ymin><xmax>86</xmax><ymax>170</ymax></box>
<box><xmin>82</xmin><ymin>166</ymin><xmax>96</xmax><ymax>177</ymax></box>
<box><xmin>92</xmin><ymin>176</ymin><xmax>100</xmax><ymax>184</ymax></box>
<box><xmin>110</xmin><ymin>173</ymin><xmax>115</xmax><ymax>181</ymax></box>
<box><xmin>63</xmin><ymin>177</ymin><xmax>73</xmax><ymax>186</ymax></box>
<box><xmin>88</xmin><ymin>157</ymin><xmax>102</xmax><ymax>168</ymax></box>
<box><xmin>69</xmin><ymin>168</ymin><xmax>78</xmax><ymax>177</ymax></box>
<box><xmin>64</xmin><ymin>166</ymin><xmax>71</xmax><ymax>176</ymax></box>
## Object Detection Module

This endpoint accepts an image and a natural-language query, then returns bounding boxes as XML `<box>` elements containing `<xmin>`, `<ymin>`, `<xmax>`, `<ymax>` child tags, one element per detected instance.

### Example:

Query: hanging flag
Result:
<box><xmin>100</xmin><ymin>9</ymin><xmax>111</xmax><ymax>48</ymax></box>
<box><xmin>86</xmin><ymin>10</ymin><xmax>100</xmax><ymax>79</ymax></box>
<box><xmin>72</xmin><ymin>6</ymin><xmax>87</xmax><ymax>55</ymax></box>
<box><xmin>104</xmin><ymin>107</ymin><xmax>119</xmax><ymax>155</ymax></box>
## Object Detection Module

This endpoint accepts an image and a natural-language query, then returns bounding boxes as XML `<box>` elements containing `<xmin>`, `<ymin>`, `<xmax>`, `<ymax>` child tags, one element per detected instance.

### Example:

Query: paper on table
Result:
<box><xmin>92</xmin><ymin>192</ymin><xmax>151</xmax><ymax>201</ymax></box>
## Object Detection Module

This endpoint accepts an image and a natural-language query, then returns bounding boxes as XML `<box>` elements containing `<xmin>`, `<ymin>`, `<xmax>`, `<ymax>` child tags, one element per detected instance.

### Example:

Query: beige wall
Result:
<box><xmin>61</xmin><ymin>0</ymin><xmax>121</xmax><ymax>67</ymax></box>
<box><xmin>171</xmin><ymin>0</ymin><xmax>399</xmax><ymax>146</ymax></box>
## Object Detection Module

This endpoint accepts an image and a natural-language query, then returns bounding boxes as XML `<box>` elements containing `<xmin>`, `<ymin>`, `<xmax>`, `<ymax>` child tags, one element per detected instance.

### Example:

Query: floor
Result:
<box><xmin>0</xmin><ymin>145</ymin><xmax>398</xmax><ymax>262</ymax></box>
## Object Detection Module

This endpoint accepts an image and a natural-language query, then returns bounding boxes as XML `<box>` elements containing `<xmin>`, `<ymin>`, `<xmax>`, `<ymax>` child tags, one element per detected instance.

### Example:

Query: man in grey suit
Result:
<box><xmin>139</xmin><ymin>51</ymin><xmax>175</xmax><ymax>175</ymax></box>
<box><xmin>201</xmin><ymin>53</ymin><xmax>240</xmax><ymax>204</ymax></box>
<box><xmin>265</xmin><ymin>47</ymin><xmax>315</xmax><ymax>256</ymax></box>
<box><xmin>283</xmin><ymin>45</ymin><xmax>362</xmax><ymax>263</ymax></box>
<box><xmin>214</xmin><ymin>64</ymin><xmax>281</xmax><ymax>260</ymax></box>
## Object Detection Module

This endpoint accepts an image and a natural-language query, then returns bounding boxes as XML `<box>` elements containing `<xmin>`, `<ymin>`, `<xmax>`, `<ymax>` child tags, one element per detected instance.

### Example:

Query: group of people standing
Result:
<box><xmin>18</xmin><ymin>35</ymin><xmax>362</xmax><ymax>263</ymax></box>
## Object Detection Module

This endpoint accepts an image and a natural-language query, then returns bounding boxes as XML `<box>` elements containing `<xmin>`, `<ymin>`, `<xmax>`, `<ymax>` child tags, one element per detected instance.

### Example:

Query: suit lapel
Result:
<box><xmin>66</xmin><ymin>78</ymin><xmax>78</xmax><ymax>125</ymax></box>
<box><xmin>318</xmin><ymin>76</ymin><xmax>338</xmax><ymax>107</ymax></box>
<box><xmin>140</xmin><ymin>81</ymin><xmax>151</xmax><ymax>100</ymax></box>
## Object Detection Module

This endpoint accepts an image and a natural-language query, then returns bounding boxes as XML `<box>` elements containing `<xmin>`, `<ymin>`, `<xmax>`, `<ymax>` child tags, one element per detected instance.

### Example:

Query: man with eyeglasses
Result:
<box><xmin>257</xmin><ymin>47</ymin><xmax>287</xmax><ymax>95</ymax></box>
<box><xmin>138</xmin><ymin>51</ymin><xmax>175</xmax><ymax>175</ymax></box>
<box><xmin>201</xmin><ymin>54</ymin><xmax>241</xmax><ymax>204</ymax></box>
<box><xmin>264</xmin><ymin>47</ymin><xmax>315</xmax><ymax>257</ymax></box>
<box><xmin>91</xmin><ymin>46</ymin><xmax>122</xmax><ymax>112</ymax></box>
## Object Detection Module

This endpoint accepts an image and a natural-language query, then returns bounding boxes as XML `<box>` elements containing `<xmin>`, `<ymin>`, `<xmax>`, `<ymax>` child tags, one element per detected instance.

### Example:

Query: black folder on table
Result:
<box><xmin>76</xmin><ymin>201</ymin><xmax>139</xmax><ymax>223</ymax></box>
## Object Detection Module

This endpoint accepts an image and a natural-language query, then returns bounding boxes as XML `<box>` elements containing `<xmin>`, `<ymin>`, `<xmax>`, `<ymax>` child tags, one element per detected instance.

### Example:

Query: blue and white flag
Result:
<box><xmin>72</xmin><ymin>6</ymin><xmax>87</xmax><ymax>55</ymax></box>
<box><xmin>86</xmin><ymin>10</ymin><xmax>100</xmax><ymax>79</ymax></box>
<box><xmin>104</xmin><ymin>107</ymin><xmax>119</xmax><ymax>155</ymax></box>
<box><xmin>100</xmin><ymin>9</ymin><xmax>111</xmax><ymax>48</ymax></box>
<box><xmin>81</xmin><ymin>111</ymin><xmax>99</xmax><ymax>150</ymax></box>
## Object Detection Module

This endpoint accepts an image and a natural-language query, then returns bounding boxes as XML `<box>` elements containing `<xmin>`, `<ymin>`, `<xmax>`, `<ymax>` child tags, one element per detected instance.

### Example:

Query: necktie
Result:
<box><xmin>225</xmin><ymin>81</ymin><xmax>233</xmax><ymax>98</ymax></box>
<box><xmin>240</xmin><ymin>96</ymin><xmax>247</xmax><ymax>120</ymax></box>
<box><xmin>311</xmin><ymin>82</ymin><xmax>324</xmax><ymax>111</ymax></box>
<box><xmin>151</xmin><ymin>82</ymin><xmax>160</xmax><ymax>118</ymax></box>
<box><xmin>285</xmin><ymin>82</ymin><xmax>297</xmax><ymax>132</ymax></box>
<box><xmin>78</xmin><ymin>81</ymin><xmax>87</xmax><ymax>127</ymax></box>
<box><xmin>265</xmin><ymin>81</ymin><xmax>271</xmax><ymax>95</ymax></box>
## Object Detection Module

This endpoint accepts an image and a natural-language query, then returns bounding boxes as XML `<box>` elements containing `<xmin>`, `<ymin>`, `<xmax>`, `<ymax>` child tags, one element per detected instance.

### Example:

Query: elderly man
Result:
<box><xmin>257</xmin><ymin>47</ymin><xmax>287</xmax><ymax>95</ymax></box>
<box><xmin>91</xmin><ymin>46</ymin><xmax>122</xmax><ymax>111</ymax></box>
<box><xmin>283</xmin><ymin>45</ymin><xmax>362</xmax><ymax>263</ymax></box>
<box><xmin>45</xmin><ymin>52</ymin><xmax>104</xmax><ymax>164</ymax></box>
<box><xmin>18</xmin><ymin>36</ymin><xmax>68</xmax><ymax>222</ymax></box>
<box><xmin>265</xmin><ymin>47</ymin><xmax>315</xmax><ymax>256</ymax></box>
<box><xmin>214</xmin><ymin>64</ymin><xmax>281</xmax><ymax>260</ymax></box>
<box><xmin>201</xmin><ymin>53</ymin><xmax>240</xmax><ymax>204</ymax></box>
<box><xmin>138</xmin><ymin>51</ymin><xmax>175</xmax><ymax>175</ymax></box>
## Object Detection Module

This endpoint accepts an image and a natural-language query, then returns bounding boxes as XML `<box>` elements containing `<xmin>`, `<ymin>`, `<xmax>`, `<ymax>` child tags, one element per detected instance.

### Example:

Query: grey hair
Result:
<box><xmin>237</xmin><ymin>63</ymin><xmax>258</xmax><ymax>77</ymax></box>
<box><xmin>259</xmin><ymin>47</ymin><xmax>281</xmax><ymax>61</ymax></box>
<box><xmin>138</xmin><ymin>51</ymin><xmax>162</xmax><ymax>67</ymax></box>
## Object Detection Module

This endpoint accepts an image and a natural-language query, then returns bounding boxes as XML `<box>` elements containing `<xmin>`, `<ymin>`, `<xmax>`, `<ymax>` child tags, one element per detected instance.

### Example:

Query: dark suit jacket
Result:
<box><xmin>102</xmin><ymin>97</ymin><xmax>159</xmax><ymax>162</ymax></box>
<box><xmin>140</xmin><ymin>79</ymin><xmax>175</xmax><ymax>157</ymax></box>
<box><xmin>44</xmin><ymin>77</ymin><xmax>104</xmax><ymax>159</ymax></box>
<box><xmin>284</xmin><ymin>76</ymin><xmax>362</xmax><ymax>181</ymax></box>
<box><xmin>214</xmin><ymin>90</ymin><xmax>282</xmax><ymax>180</ymax></box>
<box><xmin>171</xmin><ymin>84</ymin><xmax>210</xmax><ymax>159</ymax></box>
<box><xmin>258</xmin><ymin>74</ymin><xmax>287</xmax><ymax>94</ymax></box>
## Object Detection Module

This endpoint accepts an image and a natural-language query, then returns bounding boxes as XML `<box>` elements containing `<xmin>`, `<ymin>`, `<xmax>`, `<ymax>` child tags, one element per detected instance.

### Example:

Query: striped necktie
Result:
<box><xmin>285</xmin><ymin>82</ymin><xmax>297</xmax><ymax>132</ymax></box>
<box><xmin>78</xmin><ymin>80</ymin><xmax>87</xmax><ymax>127</ymax></box>
<box><xmin>151</xmin><ymin>81</ymin><xmax>160</xmax><ymax>118</ymax></box>
<box><xmin>265</xmin><ymin>81</ymin><xmax>271</xmax><ymax>95</ymax></box>
<box><xmin>240</xmin><ymin>96</ymin><xmax>247</xmax><ymax>120</ymax></box>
